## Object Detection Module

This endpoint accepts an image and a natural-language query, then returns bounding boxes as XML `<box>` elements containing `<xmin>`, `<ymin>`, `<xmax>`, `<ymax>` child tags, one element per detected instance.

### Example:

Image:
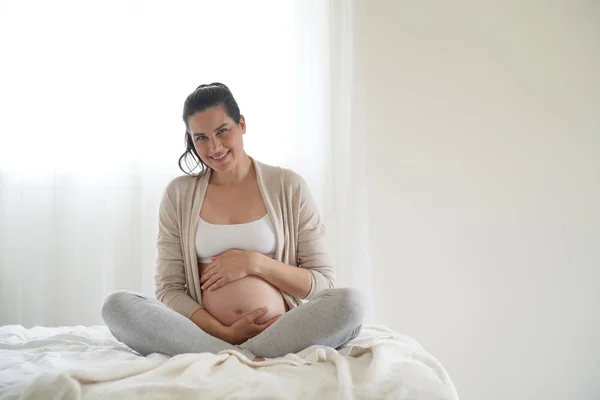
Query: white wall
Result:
<box><xmin>354</xmin><ymin>1</ymin><xmax>600</xmax><ymax>399</ymax></box>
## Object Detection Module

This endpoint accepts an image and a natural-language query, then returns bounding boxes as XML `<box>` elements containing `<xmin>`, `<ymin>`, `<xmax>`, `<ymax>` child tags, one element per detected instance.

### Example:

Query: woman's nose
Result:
<box><xmin>209</xmin><ymin>137</ymin><xmax>222</xmax><ymax>152</ymax></box>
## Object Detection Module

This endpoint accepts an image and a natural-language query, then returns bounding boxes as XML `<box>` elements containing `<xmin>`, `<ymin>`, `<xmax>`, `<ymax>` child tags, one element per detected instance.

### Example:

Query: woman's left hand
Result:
<box><xmin>200</xmin><ymin>249</ymin><xmax>259</xmax><ymax>291</ymax></box>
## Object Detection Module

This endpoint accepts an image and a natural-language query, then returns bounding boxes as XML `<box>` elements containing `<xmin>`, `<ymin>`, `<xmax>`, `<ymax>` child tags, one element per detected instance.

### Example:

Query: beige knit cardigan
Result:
<box><xmin>154</xmin><ymin>157</ymin><xmax>336</xmax><ymax>319</ymax></box>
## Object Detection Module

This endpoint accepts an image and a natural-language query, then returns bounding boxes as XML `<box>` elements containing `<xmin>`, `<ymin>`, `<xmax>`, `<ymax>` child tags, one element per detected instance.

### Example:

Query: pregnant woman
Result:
<box><xmin>101</xmin><ymin>83</ymin><xmax>365</xmax><ymax>361</ymax></box>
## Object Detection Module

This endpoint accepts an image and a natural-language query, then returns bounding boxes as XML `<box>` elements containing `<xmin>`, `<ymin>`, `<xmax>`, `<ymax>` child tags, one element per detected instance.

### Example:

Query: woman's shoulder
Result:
<box><xmin>254</xmin><ymin>159</ymin><xmax>307</xmax><ymax>189</ymax></box>
<box><xmin>163</xmin><ymin>173</ymin><xmax>204</xmax><ymax>198</ymax></box>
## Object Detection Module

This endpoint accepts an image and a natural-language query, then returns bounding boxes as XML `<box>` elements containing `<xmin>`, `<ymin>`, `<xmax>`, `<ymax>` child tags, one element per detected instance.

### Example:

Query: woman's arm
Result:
<box><xmin>251</xmin><ymin>170</ymin><xmax>335</xmax><ymax>299</ymax></box>
<box><xmin>155</xmin><ymin>180</ymin><xmax>203</xmax><ymax>318</ymax></box>
<box><xmin>250</xmin><ymin>254</ymin><xmax>312</xmax><ymax>299</ymax></box>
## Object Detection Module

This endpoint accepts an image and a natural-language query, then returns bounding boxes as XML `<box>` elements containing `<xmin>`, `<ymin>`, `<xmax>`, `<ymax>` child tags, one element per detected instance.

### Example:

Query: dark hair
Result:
<box><xmin>178</xmin><ymin>83</ymin><xmax>242</xmax><ymax>176</ymax></box>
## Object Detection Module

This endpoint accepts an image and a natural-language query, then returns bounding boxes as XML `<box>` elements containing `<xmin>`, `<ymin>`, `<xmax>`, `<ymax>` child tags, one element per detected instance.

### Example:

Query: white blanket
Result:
<box><xmin>0</xmin><ymin>324</ymin><xmax>458</xmax><ymax>400</ymax></box>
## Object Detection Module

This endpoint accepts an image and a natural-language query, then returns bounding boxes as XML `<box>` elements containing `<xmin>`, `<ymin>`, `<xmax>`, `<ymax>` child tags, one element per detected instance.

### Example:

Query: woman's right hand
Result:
<box><xmin>224</xmin><ymin>307</ymin><xmax>281</xmax><ymax>345</ymax></box>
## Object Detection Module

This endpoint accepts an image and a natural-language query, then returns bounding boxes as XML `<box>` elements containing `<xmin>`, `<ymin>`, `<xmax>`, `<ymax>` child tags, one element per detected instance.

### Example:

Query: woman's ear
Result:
<box><xmin>239</xmin><ymin>115</ymin><xmax>246</xmax><ymax>134</ymax></box>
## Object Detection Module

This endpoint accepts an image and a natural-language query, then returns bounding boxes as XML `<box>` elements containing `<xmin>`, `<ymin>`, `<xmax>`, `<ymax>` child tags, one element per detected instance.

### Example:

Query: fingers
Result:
<box><xmin>206</xmin><ymin>277</ymin><xmax>225</xmax><ymax>291</ymax></box>
<box><xmin>201</xmin><ymin>274</ymin><xmax>221</xmax><ymax>291</ymax></box>
<box><xmin>200</xmin><ymin>264</ymin><xmax>218</xmax><ymax>285</ymax></box>
<box><xmin>209</xmin><ymin>278</ymin><xmax>230</xmax><ymax>291</ymax></box>
<box><xmin>260</xmin><ymin>314</ymin><xmax>282</xmax><ymax>329</ymax></box>
<box><xmin>246</xmin><ymin>307</ymin><xmax>268</xmax><ymax>323</ymax></box>
<box><xmin>254</xmin><ymin>314</ymin><xmax>282</xmax><ymax>335</ymax></box>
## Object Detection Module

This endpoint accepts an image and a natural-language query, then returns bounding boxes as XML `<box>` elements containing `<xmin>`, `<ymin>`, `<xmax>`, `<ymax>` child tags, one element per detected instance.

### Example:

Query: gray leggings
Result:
<box><xmin>101</xmin><ymin>288</ymin><xmax>365</xmax><ymax>360</ymax></box>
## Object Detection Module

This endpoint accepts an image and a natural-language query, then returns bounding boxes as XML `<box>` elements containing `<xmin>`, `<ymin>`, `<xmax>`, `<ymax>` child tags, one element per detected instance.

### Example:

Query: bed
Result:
<box><xmin>0</xmin><ymin>324</ymin><xmax>458</xmax><ymax>399</ymax></box>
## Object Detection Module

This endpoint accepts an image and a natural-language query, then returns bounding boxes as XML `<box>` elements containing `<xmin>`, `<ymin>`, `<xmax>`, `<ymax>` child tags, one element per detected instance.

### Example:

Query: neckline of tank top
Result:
<box><xmin>197</xmin><ymin>214</ymin><xmax>270</xmax><ymax>227</ymax></box>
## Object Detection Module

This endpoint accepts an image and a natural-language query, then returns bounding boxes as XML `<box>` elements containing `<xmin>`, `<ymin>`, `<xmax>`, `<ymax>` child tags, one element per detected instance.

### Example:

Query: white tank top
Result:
<box><xmin>195</xmin><ymin>214</ymin><xmax>277</xmax><ymax>263</ymax></box>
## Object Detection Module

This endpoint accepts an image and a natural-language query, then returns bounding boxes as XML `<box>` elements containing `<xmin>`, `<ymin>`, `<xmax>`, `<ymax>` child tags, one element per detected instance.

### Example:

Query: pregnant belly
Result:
<box><xmin>200</xmin><ymin>265</ymin><xmax>287</xmax><ymax>327</ymax></box>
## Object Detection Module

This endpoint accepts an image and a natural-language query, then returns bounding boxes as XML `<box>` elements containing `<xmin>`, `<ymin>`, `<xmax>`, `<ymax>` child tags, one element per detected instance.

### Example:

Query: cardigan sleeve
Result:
<box><xmin>154</xmin><ymin>180</ymin><xmax>202</xmax><ymax>318</ymax></box>
<box><xmin>290</xmin><ymin>172</ymin><xmax>336</xmax><ymax>300</ymax></box>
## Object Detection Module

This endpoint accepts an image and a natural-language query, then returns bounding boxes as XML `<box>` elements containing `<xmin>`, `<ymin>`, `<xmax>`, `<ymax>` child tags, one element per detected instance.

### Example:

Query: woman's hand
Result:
<box><xmin>224</xmin><ymin>307</ymin><xmax>281</xmax><ymax>345</ymax></box>
<box><xmin>200</xmin><ymin>249</ymin><xmax>258</xmax><ymax>291</ymax></box>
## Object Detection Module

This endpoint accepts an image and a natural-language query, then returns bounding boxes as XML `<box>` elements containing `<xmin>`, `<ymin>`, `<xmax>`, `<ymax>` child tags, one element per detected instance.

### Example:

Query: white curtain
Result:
<box><xmin>325</xmin><ymin>0</ymin><xmax>373</xmax><ymax>320</ymax></box>
<box><xmin>0</xmin><ymin>0</ymin><xmax>372</xmax><ymax>327</ymax></box>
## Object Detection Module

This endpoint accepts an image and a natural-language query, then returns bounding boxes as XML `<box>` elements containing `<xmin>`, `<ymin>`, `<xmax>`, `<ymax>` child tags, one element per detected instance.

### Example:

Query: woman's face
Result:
<box><xmin>187</xmin><ymin>106</ymin><xmax>246</xmax><ymax>173</ymax></box>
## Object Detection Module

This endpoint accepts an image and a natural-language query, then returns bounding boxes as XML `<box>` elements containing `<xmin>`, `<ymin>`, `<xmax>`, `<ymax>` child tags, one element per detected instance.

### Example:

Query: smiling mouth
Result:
<box><xmin>210</xmin><ymin>151</ymin><xmax>229</xmax><ymax>161</ymax></box>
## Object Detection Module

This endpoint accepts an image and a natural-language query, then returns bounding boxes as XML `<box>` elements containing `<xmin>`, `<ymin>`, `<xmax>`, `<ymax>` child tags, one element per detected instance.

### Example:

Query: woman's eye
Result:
<box><xmin>217</xmin><ymin>129</ymin><xmax>227</xmax><ymax>135</ymax></box>
<box><xmin>195</xmin><ymin>136</ymin><xmax>207</xmax><ymax>141</ymax></box>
